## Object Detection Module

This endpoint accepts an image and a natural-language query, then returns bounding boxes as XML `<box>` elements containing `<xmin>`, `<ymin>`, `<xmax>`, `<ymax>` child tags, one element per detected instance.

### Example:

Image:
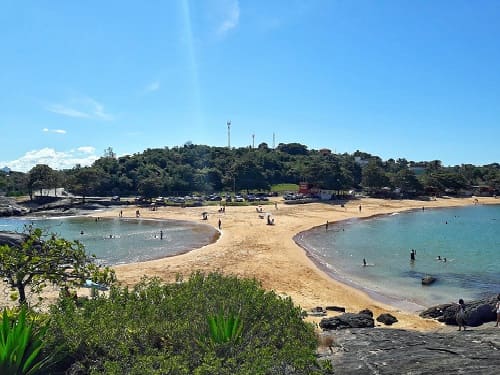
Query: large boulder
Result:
<box><xmin>420</xmin><ymin>295</ymin><xmax>497</xmax><ymax>326</ymax></box>
<box><xmin>319</xmin><ymin>313</ymin><xmax>374</xmax><ymax>330</ymax></box>
<box><xmin>0</xmin><ymin>231</ymin><xmax>26</xmax><ymax>248</ymax></box>
<box><xmin>376</xmin><ymin>313</ymin><xmax>398</xmax><ymax>326</ymax></box>
<box><xmin>421</xmin><ymin>275</ymin><xmax>437</xmax><ymax>285</ymax></box>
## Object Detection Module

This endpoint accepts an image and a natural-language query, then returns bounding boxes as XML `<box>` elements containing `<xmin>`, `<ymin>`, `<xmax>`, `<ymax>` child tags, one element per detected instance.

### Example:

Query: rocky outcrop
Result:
<box><xmin>420</xmin><ymin>296</ymin><xmax>497</xmax><ymax>327</ymax></box>
<box><xmin>376</xmin><ymin>313</ymin><xmax>398</xmax><ymax>326</ymax></box>
<box><xmin>317</xmin><ymin>328</ymin><xmax>500</xmax><ymax>374</ymax></box>
<box><xmin>0</xmin><ymin>231</ymin><xmax>26</xmax><ymax>248</ymax></box>
<box><xmin>319</xmin><ymin>313</ymin><xmax>374</xmax><ymax>330</ymax></box>
<box><xmin>0</xmin><ymin>197</ymin><xmax>30</xmax><ymax>216</ymax></box>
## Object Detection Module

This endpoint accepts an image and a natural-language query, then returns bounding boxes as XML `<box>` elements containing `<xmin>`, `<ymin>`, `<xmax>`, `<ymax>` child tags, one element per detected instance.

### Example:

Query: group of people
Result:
<box><xmin>409</xmin><ymin>249</ymin><xmax>448</xmax><ymax>263</ymax></box>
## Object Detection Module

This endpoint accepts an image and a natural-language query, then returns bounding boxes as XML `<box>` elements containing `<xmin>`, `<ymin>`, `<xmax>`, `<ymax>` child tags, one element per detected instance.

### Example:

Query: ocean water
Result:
<box><xmin>0</xmin><ymin>216</ymin><xmax>219</xmax><ymax>265</ymax></box>
<box><xmin>295</xmin><ymin>204</ymin><xmax>500</xmax><ymax>311</ymax></box>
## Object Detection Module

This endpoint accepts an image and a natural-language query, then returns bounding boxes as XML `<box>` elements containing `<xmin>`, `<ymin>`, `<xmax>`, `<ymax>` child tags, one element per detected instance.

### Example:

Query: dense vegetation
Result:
<box><xmin>40</xmin><ymin>272</ymin><xmax>330</xmax><ymax>374</ymax></box>
<box><xmin>1</xmin><ymin>143</ymin><xmax>499</xmax><ymax>198</ymax></box>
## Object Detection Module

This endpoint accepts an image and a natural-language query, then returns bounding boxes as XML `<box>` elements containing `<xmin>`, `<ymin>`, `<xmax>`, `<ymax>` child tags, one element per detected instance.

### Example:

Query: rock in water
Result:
<box><xmin>421</xmin><ymin>275</ymin><xmax>436</xmax><ymax>285</ymax></box>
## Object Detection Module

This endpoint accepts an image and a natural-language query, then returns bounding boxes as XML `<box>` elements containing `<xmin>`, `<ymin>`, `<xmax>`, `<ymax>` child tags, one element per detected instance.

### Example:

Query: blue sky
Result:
<box><xmin>1</xmin><ymin>1</ymin><xmax>499</xmax><ymax>172</ymax></box>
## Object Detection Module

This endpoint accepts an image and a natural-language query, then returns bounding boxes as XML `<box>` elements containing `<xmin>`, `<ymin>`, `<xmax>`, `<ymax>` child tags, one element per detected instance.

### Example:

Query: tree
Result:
<box><xmin>137</xmin><ymin>176</ymin><xmax>162</xmax><ymax>201</ymax></box>
<box><xmin>27</xmin><ymin>164</ymin><xmax>56</xmax><ymax>200</ymax></box>
<box><xmin>362</xmin><ymin>160</ymin><xmax>390</xmax><ymax>190</ymax></box>
<box><xmin>0</xmin><ymin>226</ymin><xmax>116</xmax><ymax>305</ymax></box>
<box><xmin>67</xmin><ymin>167</ymin><xmax>100</xmax><ymax>203</ymax></box>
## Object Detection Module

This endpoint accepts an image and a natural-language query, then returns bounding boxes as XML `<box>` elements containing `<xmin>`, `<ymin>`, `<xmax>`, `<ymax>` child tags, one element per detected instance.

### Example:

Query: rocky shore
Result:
<box><xmin>0</xmin><ymin>196</ymin><xmax>124</xmax><ymax>217</ymax></box>
<box><xmin>318</xmin><ymin>327</ymin><xmax>499</xmax><ymax>374</ymax></box>
<box><xmin>0</xmin><ymin>197</ymin><xmax>30</xmax><ymax>216</ymax></box>
<box><xmin>315</xmin><ymin>296</ymin><xmax>499</xmax><ymax>374</ymax></box>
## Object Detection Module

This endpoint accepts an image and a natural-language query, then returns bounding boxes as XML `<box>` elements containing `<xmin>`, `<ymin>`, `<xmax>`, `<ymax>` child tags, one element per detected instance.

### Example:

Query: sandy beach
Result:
<box><xmin>2</xmin><ymin>197</ymin><xmax>496</xmax><ymax>330</ymax></box>
<box><xmin>88</xmin><ymin>196</ymin><xmax>496</xmax><ymax>331</ymax></box>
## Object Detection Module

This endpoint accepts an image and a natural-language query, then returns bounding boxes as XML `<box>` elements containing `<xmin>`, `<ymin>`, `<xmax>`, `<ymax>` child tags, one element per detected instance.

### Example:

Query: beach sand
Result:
<box><xmin>92</xmin><ymin>196</ymin><xmax>497</xmax><ymax>331</ymax></box>
<box><xmin>2</xmin><ymin>197</ymin><xmax>496</xmax><ymax>330</ymax></box>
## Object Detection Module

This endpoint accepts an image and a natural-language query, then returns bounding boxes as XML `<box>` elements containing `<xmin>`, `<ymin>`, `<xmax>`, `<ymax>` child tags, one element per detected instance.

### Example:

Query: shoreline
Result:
<box><xmin>2</xmin><ymin>197</ymin><xmax>497</xmax><ymax>330</ymax></box>
<box><xmin>97</xmin><ymin>196</ymin><xmax>498</xmax><ymax>331</ymax></box>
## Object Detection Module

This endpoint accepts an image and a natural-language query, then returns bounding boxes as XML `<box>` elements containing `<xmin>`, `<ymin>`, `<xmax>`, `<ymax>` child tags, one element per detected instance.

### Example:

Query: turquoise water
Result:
<box><xmin>296</xmin><ymin>204</ymin><xmax>500</xmax><ymax>311</ymax></box>
<box><xmin>0</xmin><ymin>216</ymin><xmax>219</xmax><ymax>265</ymax></box>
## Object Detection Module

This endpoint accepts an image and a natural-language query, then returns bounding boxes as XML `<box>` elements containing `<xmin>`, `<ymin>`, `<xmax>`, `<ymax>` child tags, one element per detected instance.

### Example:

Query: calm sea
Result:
<box><xmin>0</xmin><ymin>216</ymin><xmax>219</xmax><ymax>265</ymax></box>
<box><xmin>295</xmin><ymin>204</ymin><xmax>500</xmax><ymax>311</ymax></box>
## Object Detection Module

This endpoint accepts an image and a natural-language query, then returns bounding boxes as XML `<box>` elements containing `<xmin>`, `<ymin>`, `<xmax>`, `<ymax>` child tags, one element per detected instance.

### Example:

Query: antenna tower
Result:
<box><xmin>227</xmin><ymin>120</ymin><xmax>231</xmax><ymax>148</ymax></box>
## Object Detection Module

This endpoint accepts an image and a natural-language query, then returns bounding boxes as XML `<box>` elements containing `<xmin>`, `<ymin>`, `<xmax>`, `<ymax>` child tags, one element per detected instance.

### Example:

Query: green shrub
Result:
<box><xmin>0</xmin><ymin>307</ymin><xmax>51</xmax><ymax>375</ymax></box>
<box><xmin>43</xmin><ymin>272</ymin><xmax>328</xmax><ymax>374</ymax></box>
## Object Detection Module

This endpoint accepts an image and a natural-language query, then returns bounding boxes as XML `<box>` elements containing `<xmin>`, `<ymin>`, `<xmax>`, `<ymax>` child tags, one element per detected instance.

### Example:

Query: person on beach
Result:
<box><xmin>325</xmin><ymin>221</ymin><xmax>329</xmax><ymax>231</ymax></box>
<box><xmin>218</xmin><ymin>218</ymin><xmax>221</xmax><ymax>230</ymax></box>
<box><xmin>456</xmin><ymin>298</ymin><xmax>467</xmax><ymax>331</ymax></box>
<box><xmin>359</xmin><ymin>205</ymin><xmax>362</xmax><ymax>213</ymax></box>
<box><xmin>495</xmin><ymin>294</ymin><xmax>500</xmax><ymax>327</ymax></box>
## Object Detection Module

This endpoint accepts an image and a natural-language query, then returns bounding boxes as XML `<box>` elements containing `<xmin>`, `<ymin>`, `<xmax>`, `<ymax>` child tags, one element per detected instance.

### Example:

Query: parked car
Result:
<box><xmin>111</xmin><ymin>195</ymin><xmax>120</xmax><ymax>201</ymax></box>
<box><xmin>235</xmin><ymin>196</ymin><xmax>244</xmax><ymax>202</ymax></box>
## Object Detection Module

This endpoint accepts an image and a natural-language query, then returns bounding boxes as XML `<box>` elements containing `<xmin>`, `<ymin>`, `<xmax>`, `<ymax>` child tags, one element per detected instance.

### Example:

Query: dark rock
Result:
<box><xmin>420</xmin><ymin>295</ymin><xmax>497</xmax><ymax>327</ymax></box>
<box><xmin>0</xmin><ymin>197</ymin><xmax>30</xmax><ymax>217</ymax></box>
<box><xmin>325</xmin><ymin>305</ymin><xmax>346</xmax><ymax>312</ymax></box>
<box><xmin>358</xmin><ymin>309</ymin><xmax>373</xmax><ymax>317</ymax></box>
<box><xmin>376</xmin><ymin>313</ymin><xmax>398</xmax><ymax>326</ymax></box>
<box><xmin>421</xmin><ymin>275</ymin><xmax>436</xmax><ymax>285</ymax></box>
<box><xmin>317</xmin><ymin>328</ymin><xmax>500</xmax><ymax>374</ymax></box>
<box><xmin>319</xmin><ymin>313</ymin><xmax>374</xmax><ymax>330</ymax></box>
<box><xmin>0</xmin><ymin>231</ymin><xmax>26</xmax><ymax>248</ymax></box>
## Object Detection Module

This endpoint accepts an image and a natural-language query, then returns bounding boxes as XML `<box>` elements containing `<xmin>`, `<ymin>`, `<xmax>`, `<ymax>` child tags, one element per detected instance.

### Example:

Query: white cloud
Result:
<box><xmin>42</xmin><ymin>128</ymin><xmax>67</xmax><ymax>134</ymax></box>
<box><xmin>144</xmin><ymin>81</ymin><xmax>160</xmax><ymax>93</ymax></box>
<box><xmin>217</xmin><ymin>0</ymin><xmax>240</xmax><ymax>35</ymax></box>
<box><xmin>77</xmin><ymin>146</ymin><xmax>96</xmax><ymax>154</ymax></box>
<box><xmin>1</xmin><ymin>147</ymin><xmax>99</xmax><ymax>172</ymax></box>
<box><xmin>47</xmin><ymin>104</ymin><xmax>90</xmax><ymax>118</ymax></box>
<box><xmin>46</xmin><ymin>97</ymin><xmax>114</xmax><ymax>121</ymax></box>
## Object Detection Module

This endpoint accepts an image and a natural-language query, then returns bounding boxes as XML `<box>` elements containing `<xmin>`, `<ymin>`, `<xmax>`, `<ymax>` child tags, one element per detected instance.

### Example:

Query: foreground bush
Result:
<box><xmin>0</xmin><ymin>307</ymin><xmax>51</xmax><ymax>375</ymax></box>
<box><xmin>43</xmin><ymin>272</ymin><xmax>329</xmax><ymax>374</ymax></box>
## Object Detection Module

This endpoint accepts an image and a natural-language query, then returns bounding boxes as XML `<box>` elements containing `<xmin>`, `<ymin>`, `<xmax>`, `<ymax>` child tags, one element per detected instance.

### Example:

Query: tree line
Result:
<box><xmin>1</xmin><ymin>143</ymin><xmax>499</xmax><ymax>199</ymax></box>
